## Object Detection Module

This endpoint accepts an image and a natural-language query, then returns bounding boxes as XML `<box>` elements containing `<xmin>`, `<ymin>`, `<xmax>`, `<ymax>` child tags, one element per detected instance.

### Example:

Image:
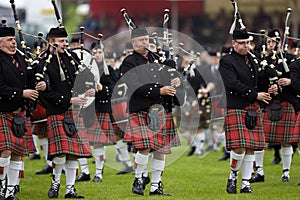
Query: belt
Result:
<box><xmin>13</xmin><ymin>107</ymin><xmax>22</xmax><ymax>114</ymax></box>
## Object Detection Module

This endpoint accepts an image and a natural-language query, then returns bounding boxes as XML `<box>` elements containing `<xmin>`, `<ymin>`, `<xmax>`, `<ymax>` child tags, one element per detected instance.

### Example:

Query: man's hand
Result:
<box><xmin>23</xmin><ymin>89</ymin><xmax>39</xmax><ymax>101</ymax></box>
<box><xmin>171</xmin><ymin>77</ymin><xmax>181</xmax><ymax>88</ymax></box>
<box><xmin>35</xmin><ymin>81</ymin><xmax>46</xmax><ymax>91</ymax></box>
<box><xmin>278</xmin><ymin>78</ymin><xmax>291</xmax><ymax>87</ymax></box>
<box><xmin>257</xmin><ymin>92</ymin><xmax>272</xmax><ymax>104</ymax></box>
<box><xmin>268</xmin><ymin>84</ymin><xmax>278</xmax><ymax>95</ymax></box>
<box><xmin>160</xmin><ymin>86</ymin><xmax>176</xmax><ymax>96</ymax></box>
<box><xmin>84</xmin><ymin>88</ymin><xmax>95</xmax><ymax>97</ymax></box>
<box><xmin>71</xmin><ymin>96</ymin><xmax>88</xmax><ymax>106</ymax></box>
<box><xmin>96</xmin><ymin>82</ymin><xmax>103</xmax><ymax>91</ymax></box>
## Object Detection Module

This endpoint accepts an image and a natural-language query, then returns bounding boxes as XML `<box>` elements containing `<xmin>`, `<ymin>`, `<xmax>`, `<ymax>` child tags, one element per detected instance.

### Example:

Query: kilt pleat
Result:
<box><xmin>47</xmin><ymin>110</ymin><xmax>92</xmax><ymax>160</ymax></box>
<box><xmin>224</xmin><ymin>103</ymin><xmax>265</xmax><ymax>151</ymax></box>
<box><xmin>87</xmin><ymin>112</ymin><xmax>116</xmax><ymax>145</ymax></box>
<box><xmin>263</xmin><ymin>101</ymin><xmax>297</xmax><ymax>143</ymax></box>
<box><xmin>0</xmin><ymin>112</ymin><xmax>28</xmax><ymax>157</ymax></box>
<box><xmin>112</xmin><ymin>123</ymin><xmax>125</xmax><ymax>138</ymax></box>
<box><xmin>32</xmin><ymin>122</ymin><xmax>48</xmax><ymax>136</ymax></box>
<box><xmin>124</xmin><ymin>111</ymin><xmax>180</xmax><ymax>154</ymax></box>
<box><xmin>293</xmin><ymin>113</ymin><xmax>300</xmax><ymax>142</ymax></box>
<box><xmin>25</xmin><ymin>117</ymin><xmax>35</xmax><ymax>153</ymax></box>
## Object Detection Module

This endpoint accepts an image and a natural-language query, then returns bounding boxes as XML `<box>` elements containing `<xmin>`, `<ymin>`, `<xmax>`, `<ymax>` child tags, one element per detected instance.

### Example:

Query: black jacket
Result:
<box><xmin>95</xmin><ymin>66</ymin><xmax>119</xmax><ymax>113</ymax></box>
<box><xmin>39</xmin><ymin>51</ymin><xmax>79</xmax><ymax>115</ymax></box>
<box><xmin>219</xmin><ymin>50</ymin><xmax>260</xmax><ymax>109</ymax></box>
<box><xmin>266</xmin><ymin>53</ymin><xmax>297</xmax><ymax>106</ymax></box>
<box><xmin>0</xmin><ymin>50</ymin><xmax>29</xmax><ymax>112</ymax></box>
<box><xmin>289</xmin><ymin>58</ymin><xmax>300</xmax><ymax>112</ymax></box>
<box><xmin>119</xmin><ymin>51</ymin><xmax>183</xmax><ymax>112</ymax></box>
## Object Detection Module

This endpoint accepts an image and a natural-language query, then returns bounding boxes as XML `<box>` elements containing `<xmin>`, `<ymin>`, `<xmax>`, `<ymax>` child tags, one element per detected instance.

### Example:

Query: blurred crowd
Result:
<box><xmin>81</xmin><ymin>5</ymin><xmax>293</xmax><ymax>50</ymax></box>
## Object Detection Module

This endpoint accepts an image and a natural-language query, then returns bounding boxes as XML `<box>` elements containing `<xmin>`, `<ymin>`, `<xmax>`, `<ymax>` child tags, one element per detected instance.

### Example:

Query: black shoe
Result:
<box><xmin>48</xmin><ymin>180</ymin><xmax>60</xmax><ymax>198</ymax></box>
<box><xmin>272</xmin><ymin>156</ymin><xmax>281</xmax><ymax>165</ymax></box>
<box><xmin>249</xmin><ymin>173</ymin><xmax>264</xmax><ymax>183</ymax></box>
<box><xmin>64</xmin><ymin>185</ymin><xmax>84</xmax><ymax>199</ymax></box>
<box><xmin>5</xmin><ymin>195</ymin><xmax>18</xmax><ymax>200</ymax></box>
<box><xmin>92</xmin><ymin>175</ymin><xmax>102</xmax><ymax>183</ymax></box>
<box><xmin>240</xmin><ymin>186</ymin><xmax>253</xmax><ymax>193</ymax></box>
<box><xmin>0</xmin><ymin>179</ymin><xmax>6</xmax><ymax>200</ymax></box>
<box><xmin>142</xmin><ymin>175</ymin><xmax>150</xmax><ymax>189</ymax></box>
<box><xmin>187</xmin><ymin>146</ymin><xmax>196</xmax><ymax>156</ymax></box>
<box><xmin>205</xmin><ymin>145</ymin><xmax>213</xmax><ymax>152</ymax></box>
<box><xmin>75</xmin><ymin>172</ymin><xmax>91</xmax><ymax>182</ymax></box>
<box><xmin>132</xmin><ymin>178</ymin><xmax>144</xmax><ymax>195</ymax></box>
<box><xmin>149</xmin><ymin>181</ymin><xmax>171</xmax><ymax>196</ymax></box>
<box><xmin>218</xmin><ymin>152</ymin><xmax>230</xmax><ymax>161</ymax></box>
<box><xmin>116</xmin><ymin>164</ymin><xmax>134</xmax><ymax>175</ymax></box>
<box><xmin>282</xmin><ymin>175</ymin><xmax>290</xmax><ymax>182</ymax></box>
<box><xmin>36</xmin><ymin>164</ymin><xmax>53</xmax><ymax>175</ymax></box>
<box><xmin>226</xmin><ymin>179</ymin><xmax>237</xmax><ymax>194</ymax></box>
<box><xmin>13</xmin><ymin>185</ymin><xmax>20</xmax><ymax>195</ymax></box>
<box><xmin>28</xmin><ymin>153</ymin><xmax>41</xmax><ymax>160</ymax></box>
<box><xmin>5</xmin><ymin>185</ymin><xmax>17</xmax><ymax>200</ymax></box>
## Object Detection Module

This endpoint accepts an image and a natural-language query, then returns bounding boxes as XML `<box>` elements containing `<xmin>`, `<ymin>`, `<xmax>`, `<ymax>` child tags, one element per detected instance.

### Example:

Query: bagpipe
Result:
<box><xmin>50</xmin><ymin>0</ymin><xmax>109</xmax><ymax>127</ymax></box>
<box><xmin>229</xmin><ymin>0</ymin><xmax>281</xmax><ymax>85</ymax></box>
<box><xmin>228</xmin><ymin>0</ymin><xmax>300</xmax><ymax>113</ymax></box>
<box><xmin>9</xmin><ymin>0</ymin><xmax>48</xmax><ymax>120</ymax></box>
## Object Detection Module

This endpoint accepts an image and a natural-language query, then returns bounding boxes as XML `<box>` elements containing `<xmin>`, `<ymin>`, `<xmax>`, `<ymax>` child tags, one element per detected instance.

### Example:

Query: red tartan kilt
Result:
<box><xmin>124</xmin><ymin>111</ymin><xmax>180</xmax><ymax>154</ymax></box>
<box><xmin>293</xmin><ymin>113</ymin><xmax>300</xmax><ymax>142</ymax></box>
<box><xmin>224</xmin><ymin>102</ymin><xmax>265</xmax><ymax>151</ymax></box>
<box><xmin>47</xmin><ymin>111</ymin><xmax>92</xmax><ymax>159</ymax></box>
<box><xmin>87</xmin><ymin>112</ymin><xmax>116</xmax><ymax>145</ymax></box>
<box><xmin>211</xmin><ymin>99</ymin><xmax>224</xmax><ymax>119</ymax></box>
<box><xmin>25</xmin><ymin>117</ymin><xmax>35</xmax><ymax>153</ymax></box>
<box><xmin>112</xmin><ymin>123</ymin><xmax>125</xmax><ymax>138</ymax></box>
<box><xmin>31</xmin><ymin>103</ymin><xmax>47</xmax><ymax>123</ymax></box>
<box><xmin>0</xmin><ymin>112</ymin><xmax>28</xmax><ymax>157</ymax></box>
<box><xmin>263</xmin><ymin>101</ymin><xmax>297</xmax><ymax>143</ymax></box>
<box><xmin>32</xmin><ymin>122</ymin><xmax>48</xmax><ymax>136</ymax></box>
<box><xmin>111</xmin><ymin>98</ymin><xmax>128</xmax><ymax>123</ymax></box>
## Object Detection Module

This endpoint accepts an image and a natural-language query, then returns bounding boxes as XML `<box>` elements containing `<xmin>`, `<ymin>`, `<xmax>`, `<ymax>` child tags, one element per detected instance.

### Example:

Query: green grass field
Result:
<box><xmin>17</xmin><ymin>141</ymin><xmax>300</xmax><ymax>200</ymax></box>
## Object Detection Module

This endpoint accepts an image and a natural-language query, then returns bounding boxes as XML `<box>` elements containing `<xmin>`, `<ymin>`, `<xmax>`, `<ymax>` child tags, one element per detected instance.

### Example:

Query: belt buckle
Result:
<box><xmin>13</xmin><ymin>107</ymin><xmax>22</xmax><ymax>114</ymax></box>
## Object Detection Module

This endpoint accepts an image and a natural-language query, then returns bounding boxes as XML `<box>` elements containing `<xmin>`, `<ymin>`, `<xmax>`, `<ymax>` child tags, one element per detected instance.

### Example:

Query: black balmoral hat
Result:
<box><xmin>0</xmin><ymin>27</ymin><xmax>15</xmax><ymax>37</ymax></box>
<box><xmin>208</xmin><ymin>49</ymin><xmax>221</xmax><ymax>57</ymax></box>
<box><xmin>70</xmin><ymin>37</ymin><xmax>80</xmax><ymax>43</ymax></box>
<box><xmin>267</xmin><ymin>29</ymin><xmax>281</xmax><ymax>38</ymax></box>
<box><xmin>131</xmin><ymin>27</ymin><xmax>149</xmax><ymax>39</ymax></box>
<box><xmin>125</xmin><ymin>41</ymin><xmax>133</xmax><ymax>49</ymax></box>
<box><xmin>232</xmin><ymin>29</ymin><xmax>250</xmax><ymax>40</ymax></box>
<box><xmin>105</xmin><ymin>52</ymin><xmax>116</xmax><ymax>59</ymax></box>
<box><xmin>47</xmin><ymin>27</ymin><xmax>68</xmax><ymax>38</ymax></box>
